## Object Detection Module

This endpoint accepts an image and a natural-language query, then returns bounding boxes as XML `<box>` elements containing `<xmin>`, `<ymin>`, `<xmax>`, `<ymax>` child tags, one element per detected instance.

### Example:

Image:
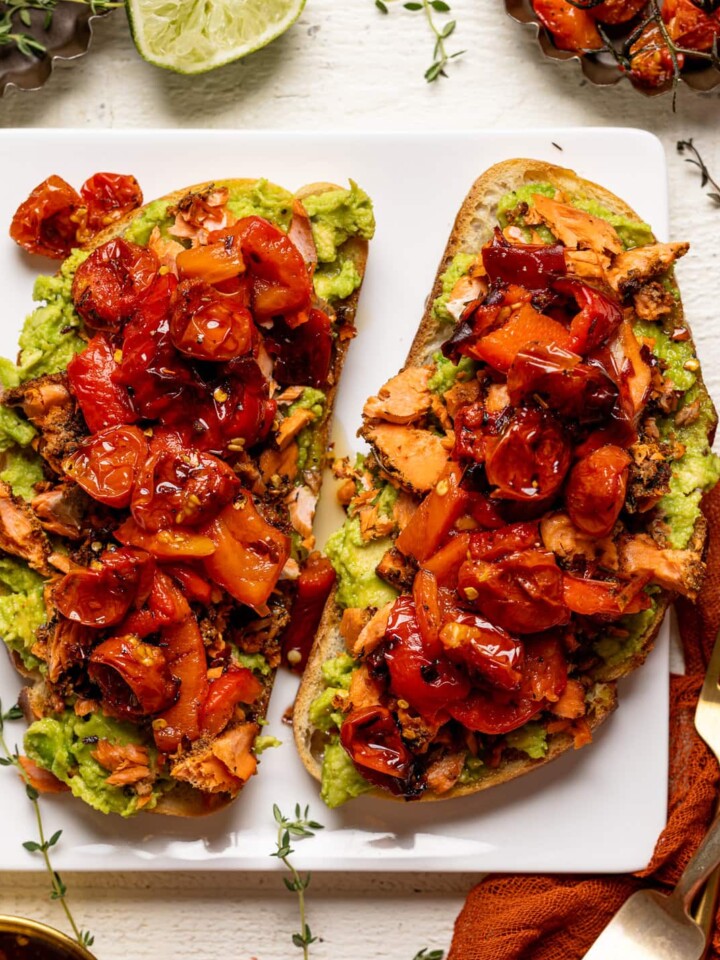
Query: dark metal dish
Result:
<box><xmin>505</xmin><ymin>0</ymin><xmax>720</xmax><ymax>97</ymax></box>
<box><xmin>0</xmin><ymin>2</ymin><xmax>111</xmax><ymax>97</ymax></box>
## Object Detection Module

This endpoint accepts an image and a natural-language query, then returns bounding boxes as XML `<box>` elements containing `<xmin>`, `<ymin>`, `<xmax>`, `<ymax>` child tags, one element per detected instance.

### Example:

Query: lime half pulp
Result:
<box><xmin>127</xmin><ymin>0</ymin><xmax>307</xmax><ymax>75</ymax></box>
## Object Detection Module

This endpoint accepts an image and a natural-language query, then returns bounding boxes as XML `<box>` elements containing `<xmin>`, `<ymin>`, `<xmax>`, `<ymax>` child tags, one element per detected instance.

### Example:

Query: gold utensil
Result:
<box><xmin>693</xmin><ymin>625</ymin><xmax>720</xmax><ymax>954</ymax></box>
<box><xmin>584</xmin><ymin>813</ymin><xmax>720</xmax><ymax>960</ymax></box>
<box><xmin>0</xmin><ymin>915</ymin><xmax>95</xmax><ymax>959</ymax></box>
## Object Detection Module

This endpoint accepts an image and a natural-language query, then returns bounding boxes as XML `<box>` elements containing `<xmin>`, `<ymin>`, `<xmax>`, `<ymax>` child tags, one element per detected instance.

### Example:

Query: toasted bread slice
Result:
<box><xmin>2</xmin><ymin>176</ymin><xmax>372</xmax><ymax>817</ymax></box>
<box><xmin>295</xmin><ymin>159</ymin><xmax>718</xmax><ymax>804</ymax></box>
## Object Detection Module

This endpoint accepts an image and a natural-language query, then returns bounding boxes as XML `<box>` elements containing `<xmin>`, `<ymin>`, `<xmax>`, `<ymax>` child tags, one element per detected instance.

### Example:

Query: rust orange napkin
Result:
<box><xmin>449</xmin><ymin>483</ymin><xmax>720</xmax><ymax>960</ymax></box>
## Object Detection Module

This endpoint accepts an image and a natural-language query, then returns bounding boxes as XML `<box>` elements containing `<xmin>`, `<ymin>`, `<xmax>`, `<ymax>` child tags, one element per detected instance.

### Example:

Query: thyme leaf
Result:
<box><xmin>677</xmin><ymin>139</ymin><xmax>720</xmax><ymax>207</ymax></box>
<box><xmin>372</xmin><ymin>0</ymin><xmax>464</xmax><ymax>82</ymax></box>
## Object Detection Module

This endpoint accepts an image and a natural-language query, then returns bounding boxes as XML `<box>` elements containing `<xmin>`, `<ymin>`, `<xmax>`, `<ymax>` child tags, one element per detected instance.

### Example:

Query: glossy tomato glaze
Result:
<box><xmin>10</xmin><ymin>175</ymin><xmax>337</xmax><ymax>770</ymax></box>
<box><xmin>340</xmin><ymin>228</ymin><xmax>673</xmax><ymax>799</ymax></box>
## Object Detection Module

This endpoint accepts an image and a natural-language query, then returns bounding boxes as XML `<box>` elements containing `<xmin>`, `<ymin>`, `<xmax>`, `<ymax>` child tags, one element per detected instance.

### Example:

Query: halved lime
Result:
<box><xmin>127</xmin><ymin>0</ymin><xmax>307</xmax><ymax>75</ymax></box>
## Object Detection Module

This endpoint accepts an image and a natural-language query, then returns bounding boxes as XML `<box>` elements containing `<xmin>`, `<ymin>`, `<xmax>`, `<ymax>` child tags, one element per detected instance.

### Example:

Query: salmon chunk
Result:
<box><xmin>363</xmin><ymin>366</ymin><xmax>433</xmax><ymax>425</ymax></box>
<box><xmin>361</xmin><ymin>422</ymin><xmax>449</xmax><ymax>494</ymax></box>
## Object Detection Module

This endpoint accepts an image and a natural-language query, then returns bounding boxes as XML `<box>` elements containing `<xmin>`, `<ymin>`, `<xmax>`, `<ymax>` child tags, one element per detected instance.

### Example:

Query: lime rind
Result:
<box><xmin>127</xmin><ymin>0</ymin><xmax>307</xmax><ymax>75</ymax></box>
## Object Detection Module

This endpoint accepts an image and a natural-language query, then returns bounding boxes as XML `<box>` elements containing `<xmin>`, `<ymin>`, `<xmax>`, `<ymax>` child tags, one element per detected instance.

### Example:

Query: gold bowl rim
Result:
<box><xmin>0</xmin><ymin>915</ymin><xmax>95</xmax><ymax>959</ymax></box>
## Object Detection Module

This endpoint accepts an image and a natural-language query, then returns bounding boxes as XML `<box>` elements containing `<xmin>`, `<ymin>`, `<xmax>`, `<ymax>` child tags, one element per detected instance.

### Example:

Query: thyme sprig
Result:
<box><xmin>677</xmin><ymin>139</ymin><xmax>720</xmax><ymax>206</ymax></box>
<box><xmin>0</xmin><ymin>699</ymin><xmax>94</xmax><ymax>950</ymax></box>
<box><xmin>272</xmin><ymin>804</ymin><xmax>324</xmax><ymax>959</ymax></box>
<box><xmin>0</xmin><ymin>0</ymin><xmax>124</xmax><ymax>61</ymax></box>
<box><xmin>373</xmin><ymin>0</ymin><xmax>464</xmax><ymax>82</ymax></box>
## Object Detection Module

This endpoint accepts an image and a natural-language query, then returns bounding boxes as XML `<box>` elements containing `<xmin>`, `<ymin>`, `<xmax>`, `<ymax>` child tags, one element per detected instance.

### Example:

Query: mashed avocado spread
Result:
<box><xmin>25</xmin><ymin>711</ymin><xmax>166</xmax><ymax>817</ymax></box>
<box><xmin>0</xmin><ymin>557</ymin><xmax>46</xmax><ymax>672</ymax></box>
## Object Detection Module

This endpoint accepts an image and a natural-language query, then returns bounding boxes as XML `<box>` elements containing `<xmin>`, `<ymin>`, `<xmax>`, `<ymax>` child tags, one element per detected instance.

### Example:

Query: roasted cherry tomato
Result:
<box><xmin>113</xmin><ymin>273</ymin><xmax>201</xmax><ymax>422</ymax></box>
<box><xmin>628</xmin><ymin>22</ymin><xmax>678</xmax><ymax>87</ymax></box>
<box><xmin>383</xmin><ymin>596</ymin><xmax>470</xmax><ymax>719</ymax></box>
<box><xmin>587</xmin><ymin>0</ymin><xmax>647</xmax><ymax>24</ymax></box>
<box><xmin>453</xmin><ymin>400</ymin><xmax>494</xmax><ymax>464</ymax></box>
<box><xmin>63</xmin><ymin>424</ymin><xmax>147</xmax><ymax>508</ymax></box>
<box><xmin>396</xmin><ymin>464</ymin><xmax>470</xmax><ymax>563</ymax></box>
<box><xmin>200</xmin><ymin>667</ymin><xmax>264</xmax><ymax>738</ymax></box>
<box><xmin>663</xmin><ymin>0</ymin><xmax>720</xmax><ymax>50</ymax></box>
<box><xmin>531</xmin><ymin>0</ymin><xmax>604</xmax><ymax>50</ymax></box>
<box><xmin>553</xmin><ymin>278</ymin><xmax>624</xmax><ymax>355</ymax></box>
<box><xmin>458</xmin><ymin>549</ymin><xmax>569</xmax><ymax>635</ymax></box>
<box><xmin>563</xmin><ymin>573</ymin><xmax>651</xmax><ymax>617</ymax></box>
<box><xmin>565</xmin><ymin>444</ymin><xmax>631</xmax><ymax>538</ymax></box>
<box><xmin>119</xmin><ymin>569</ymin><xmax>191</xmax><ymax>638</ymax></box>
<box><xmin>169</xmin><ymin>279</ymin><xmax>255</xmax><ymax>362</ymax></box>
<box><xmin>448</xmin><ymin>633</ymin><xmax>568</xmax><ymax>734</ymax></box>
<box><xmin>469</xmin><ymin>522</ymin><xmax>541</xmax><ymax>561</ymax></box>
<box><xmin>281</xmin><ymin>554</ymin><xmax>337</xmax><ymax>672</ymax></box>
<box><xmin>267</xmin><ymin>308</ymin><xmax>333</xmax><ymax>389</ymax></box>
<box><xmin>218</xmin><ymin>216</ymin><xmax>312</xmax><ymax>319</ymax></box>
<box><xmin>176</xmin><ymin>234</ymin><xmax>246</xmax><ymax>285</ymax></box>
<box><xmin>482</xmin><ymin>230</ymin><xmax>566</xmax><ymax>290</ymax></box>
<box><xmin>131</xmin><ymin>437</ymin><xmax>241</xmax><ymax>532</ymax></box>
<box><xmin>71</xmin><ymin>238</ymin><xmax>158</xmax><ymax>331</ymax></box>
<box><xmin>53</xmin><ymin>548</ymin><xmax>154</xmax><ymax>628</ymax></box>
<box><xmin>340</xmin><ymin>705</ymin><xmax>414</xmax><ymax>779</ymax></box>
<box><xmin>89</xmin><ymin>634</ymin><xmax>178</xmax><ymax>719</ymax></box>
<box><xmin>202</xmin><ymin>493</ymin><xmax>290</xmax><ymax>608</ymax></box>
<box><xmin>507</xmin><ymin>342</ymin><xmax>617</xmax><ymax>423</ymax></box>
<box><xmin>470</xmin><ymin>302</ymin><xmax>574</xmax><ymax>373</ymax></box>
<box><xmin>67</xmin><ymin>333</ymin><xmax>138</xmax><ymax>433</ymax></box>
<box><xmin>115</xmin><ymin>517</ymin><xmax>217</xmax><ymax>560</ymax></box>
<box><xmin>10</xmin><ymin>175</ymin><xmax>81</xmax><ymax>259</ymax></box>
<box><xmin>485</xmin><ymin>407</ymin><xmax>571</xmax><ymax>502</ymax></box>
<box><xmin>153</xmin><ymin>615</ymin><xmax>209</xmax><ymax>753</ymax></box>
<box><xmin>194</xmin><ymin>358</ymin><xmax>276</xmax><ymax>453</ymax></box>
<box><xmin>79</xmin><ymin>173</ymin><xmax>143</xmax><ymax>234</ymax></box>
<box><xmin>440</xmin><ymin>611</ymin><xmax>524</xmax><ymax>692</ymax></box>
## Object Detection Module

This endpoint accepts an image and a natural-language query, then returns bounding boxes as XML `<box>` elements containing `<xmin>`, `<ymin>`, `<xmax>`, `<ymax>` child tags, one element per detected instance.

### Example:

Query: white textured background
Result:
<box><xmin>1</xmin><ymin>2</ymin><xmax>720</xmax><ymax>957</ymax></box>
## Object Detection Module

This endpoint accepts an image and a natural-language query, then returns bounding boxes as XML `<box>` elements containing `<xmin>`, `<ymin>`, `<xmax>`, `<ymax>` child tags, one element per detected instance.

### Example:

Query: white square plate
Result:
<box><xmin>0</xmin><ymin>128</ymin><xmax>669</xmax><ymax>873</ymax></box>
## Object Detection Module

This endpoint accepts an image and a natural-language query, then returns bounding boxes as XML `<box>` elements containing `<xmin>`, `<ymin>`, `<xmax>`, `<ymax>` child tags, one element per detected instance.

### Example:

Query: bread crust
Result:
<box><xmin>295</xmin><ymin>159</ymin><xmax>717</xmax><ymax>803</ymax></box>
<box><xmin>6</xmin><ymin>178</ymin><xmax>370</xmax><ymax>818</ymax></box>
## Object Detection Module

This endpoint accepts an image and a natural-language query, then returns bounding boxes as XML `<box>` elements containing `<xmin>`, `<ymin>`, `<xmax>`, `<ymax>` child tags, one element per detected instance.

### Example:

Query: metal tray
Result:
<box><xmin>506</xmin><ymin>0</ymin><xmax>720</xmax><ymax>97</ymax></box>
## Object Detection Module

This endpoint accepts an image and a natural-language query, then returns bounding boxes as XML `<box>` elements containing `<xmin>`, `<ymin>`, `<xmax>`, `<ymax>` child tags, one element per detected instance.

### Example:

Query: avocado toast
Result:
<box><xmin>294</xmin><ymin>159</ymin><xmax>719</xmax><ymax>808</ymax></box>
<box><xmin>0</xmin><ymin>174</ymin><xmax>374</xmax><ymax>817</ymax></box>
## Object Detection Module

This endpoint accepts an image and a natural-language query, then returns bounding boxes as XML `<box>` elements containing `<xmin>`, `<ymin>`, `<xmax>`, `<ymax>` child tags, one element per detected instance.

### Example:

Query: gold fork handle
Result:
<box><xmin>694</xmin><ymin>858</ymin><xmax>720</xmax><ymax>955</ymax></box>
